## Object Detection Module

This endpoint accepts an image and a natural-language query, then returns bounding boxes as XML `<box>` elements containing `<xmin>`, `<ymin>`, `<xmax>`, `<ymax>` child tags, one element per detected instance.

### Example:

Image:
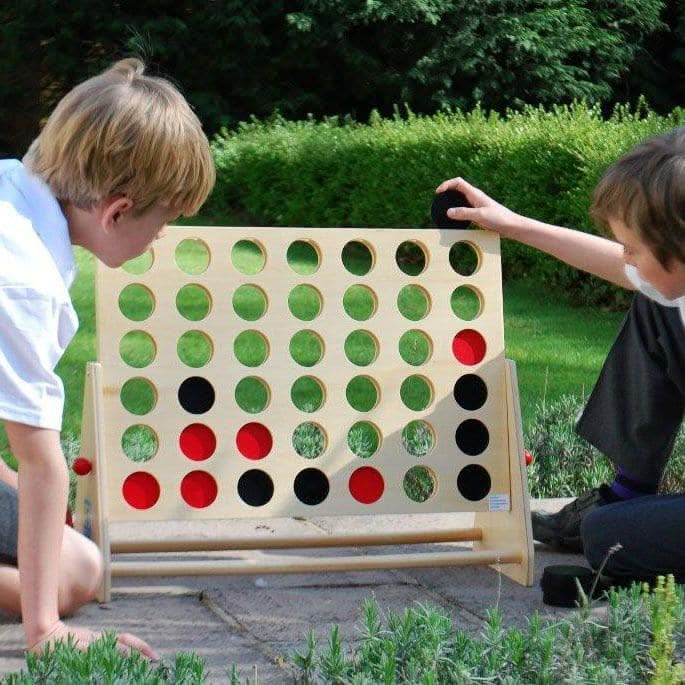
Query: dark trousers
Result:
<box><xmin>575</xmin><ymin>293</ymin><xmax>685</xmax><ymax>580</ymax></box>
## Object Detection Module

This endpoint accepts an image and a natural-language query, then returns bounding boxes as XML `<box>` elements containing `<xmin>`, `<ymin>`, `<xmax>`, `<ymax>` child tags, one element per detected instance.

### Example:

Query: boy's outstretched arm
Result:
<box><xmin>436</xmin><ymin>177</ymin><xmax>634</xmax><ymax>290</ymax></box>
<box><xmin>4</xmin><ymin>421</ymin><xmax>157</xmax><ymax>660</ymax></box>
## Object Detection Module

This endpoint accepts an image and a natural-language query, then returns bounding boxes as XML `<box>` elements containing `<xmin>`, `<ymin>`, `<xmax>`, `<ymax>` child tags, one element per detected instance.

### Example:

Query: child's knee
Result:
<box><xmin>580</xmin><ymin>508</ymin><xmax>609</xmax><ymax>570</ymax></box>
<box><xmin>59</xmin><ymin>533</ymin><xmax>104</xmax><ymax>615</ymax></box>
<box><xmin>79</xmin><ymin>538</ymin><xmax>104</xmax><ymax>596</ymax></box>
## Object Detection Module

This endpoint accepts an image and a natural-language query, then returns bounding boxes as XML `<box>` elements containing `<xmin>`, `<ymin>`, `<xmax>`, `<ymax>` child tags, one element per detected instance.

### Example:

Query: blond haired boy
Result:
<box><xmin>438</xmin><ymin>127</ymin><xmax>685</xmax><ymax>583</ymax></box>
<box><xmin>0</xmin><ymin>58</ymin><xmax>214</xmax><ymax>658</ymax></box>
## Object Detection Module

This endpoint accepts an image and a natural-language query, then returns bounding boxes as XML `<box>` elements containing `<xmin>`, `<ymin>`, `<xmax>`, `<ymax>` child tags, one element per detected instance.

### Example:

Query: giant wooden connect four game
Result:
<box><xmin>73</xmin><ymin>226</ymin><xmax>534</xmax><ymax>601</ymax></box>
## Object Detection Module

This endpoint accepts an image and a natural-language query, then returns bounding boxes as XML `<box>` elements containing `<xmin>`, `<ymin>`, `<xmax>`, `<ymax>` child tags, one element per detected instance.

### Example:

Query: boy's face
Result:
<box><xmin>610</xmin><ymin>217</ymin><xmax>685</xmax><ymax>300</ymax></box>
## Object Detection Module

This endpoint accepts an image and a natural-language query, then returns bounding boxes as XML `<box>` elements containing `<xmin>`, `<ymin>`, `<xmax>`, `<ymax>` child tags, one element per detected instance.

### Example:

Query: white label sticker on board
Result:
<box><xmin>488</xmin><ymin>494</ymin><xmax>510</xmax><ymax>512</ymax></box>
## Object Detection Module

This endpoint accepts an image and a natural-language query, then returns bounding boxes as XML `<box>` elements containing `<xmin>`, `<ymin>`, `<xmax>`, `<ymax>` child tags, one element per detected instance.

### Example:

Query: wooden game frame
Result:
<box><xmin>73</xmin><ymin>227</ymin><xmax>534</xmax><ymax>600</ymax></box>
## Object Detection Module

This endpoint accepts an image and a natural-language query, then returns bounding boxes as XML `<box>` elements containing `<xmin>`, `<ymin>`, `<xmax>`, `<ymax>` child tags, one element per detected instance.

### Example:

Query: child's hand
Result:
<box><xmin>435</xmin><ymin>177</ymin><xmax>521</xmax><ymax>237</ymax></box>
<box><xmin>28</xmin><ymin>620</ymin><xmax>158</xmax><ymax>661</ymax></box>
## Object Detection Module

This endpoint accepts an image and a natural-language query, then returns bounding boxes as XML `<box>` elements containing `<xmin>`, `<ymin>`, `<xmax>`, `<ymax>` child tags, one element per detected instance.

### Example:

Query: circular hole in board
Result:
<box><xmin>232</xmin><ymin>239</ymin><xmax>266</xmax><ymax>275</ymax></box>
<box><xmin>232</xmin><ymin>284</ymin><xmax>267</xmax><ymax>321</ymax></box>
<box><xmin>290</xmin><ymin>330</ymin><xmax>324</xmax><ymax>367</ymax></box>
<box><xmin>234</xmin><ymin>330</ymin><xmax>269</xmax><ymax>367</ymax></box>
<box><xmin>455</xmin><ymin>419</ymin><xmax>490</xmax><ymax>456</ymax></box>
<box><xmin>451</xmin><ymin>285</ymin><xmax>483</xmax><ymax>321</ymax></box>
<box><xmin>457</xmin><ymin>464</ymin><xmax>492</xmax><ymax>501</ymax></box>
<box><xmin>175</xmin><ymin>238</ymin><xmax>210</xmax><ymax>275</ymax></box>
<box><xmin>235</xmin><ymin>377</ymin><xmax>270</xmax><ymax>413</ymax></box>
<box><xmin>122</xmin><ymin>471</ymin><xmax>160</xmax><ymax>509</ymax></box>
<box><xmin>343</xmin><ymin>285</ymin><xmax>377</xmax><ymax>321</ymax></box>
<box><xmin>349</xmin><ymin>466</ymin><xmax>385</xmax><ymax>504</ymax></box>
<box><xmin>396</xmin><ymin>240</ymin><xmax>428</xmax><ymax>276</ymax></box>
<box><xmin>401</xmin><ymin>420</ymin><xmax>435</xmax><ymax>458</ymax></box>
<box><xmin>293</xmin><ymin>422</ymin><xmax>327</xmax><ymax>459</ymax></box>
<box><xmin>346</xmin><ymin>376</ymin><xmax>380</xmax><ymax>412</ymax></box>
<box><xmin>342</xmin><ymin>240</ymin><xmax>374</xmax><ymax>276</ymax></box>
<box><xmin>403</xmin><ymin>466</ymin><xmax>437</xmax><ymax>503</ymax></box>
<box><xmin>400</xmin><ymin>375</ymin><xmax>433</xmax><ymax>412</ymax></box>
<box><xmin>294</xmin><ymin>468</ymin><xmax>330</xmax><ymax>505</ymax></box>
<box><xmin>453</xmin><ymin>374</ymin><xmax>488</xmax><ymax>411</ymax></box>
<box><xmin>119</xmin><ymin>284</ymin><xmax>155</xmax><ymax>321</ymax></box>
<box><xmin>181</xmin><ymin>471</ymin><xmax>218</xmax><ymax>508</ymax></box>
<box><xmin>120</xmin><ymin>377</ymin><xmax>157</xmax><ymax>415</ymax></box>
<box><xmin>291</xmin><ymin>376</ymin><xmax>325</xmax><ymax>412</ymax></box>
<box><xmin>399</xmin><ymin>330</ymin><xmax>432</xmax><ymax>366</ymax></box>
<box><xmin>288</xmin><ymin>284</ymin><xmax>323</xmax><ymax>321</ymax></box>
<box><xmin>178</xmin><ymin>330</ymin><xmax>213</xmax><ymax>368</ymax></box>
<box><xmin>287</xmin><ymin>240</ymin><xmax>321</xmax><ymax>275</ymax></box>
<box><xmin>177</xmin><ymin>376</ymin><xmax>215</xmax><ymax>414</ymax></box>
<box><xmin>119</xmin><ymin>331</ymin><xmax>156</xmax><ymax>368</ymax></box>
<box><xmin>238</xmin><ymin>469</ymin><xmax>274</xmax><ymax>507</ymax></box>
<box><xmin>397</xmin><ymin>284</ymin><xmax>430</xmax><ymax>321</ymax></box>
<box><xmin>236</xmin><ymin>422</ymin><xmax>273</xmax><ymax>460</ymax></box>
<box><xmin>122</xmin><ymin>250</ymin><xmax>154</xmax><ymax>275</ymax></box>
<box><xmin>344</xmin><ymin>330</ymin><xmax>379</xmax><ymax>367</ymax></box>
<box><xmin>179</xmin><ymin>423</ymin><xmax>217</xmax><ymax>461</ymax></box>
<box><xmin>177</xmin><ymin>284</ymin><xmax>212</xmax><ymax>322</ymax></box>
<box><xmin>121</xmin><ymin>425</ymin><xmax>159</xmax><ymax>463</ymax></box>
<box><xmin>449</xmin><ymin>241</ymin><xmax>480</xmax><ymax>276</ymax></box>
<box><xmin>347</xmin><ymin>421</ymin><xmax>381</xmax><ymax>458</ymax></box>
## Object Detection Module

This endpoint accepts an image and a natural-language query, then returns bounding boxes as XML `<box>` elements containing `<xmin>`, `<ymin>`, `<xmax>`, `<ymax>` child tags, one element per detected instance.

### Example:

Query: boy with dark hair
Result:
<box><xmin>438</xmin><ymin>127</ymin><xmax>685</xmax><ymax>582</ymax></box>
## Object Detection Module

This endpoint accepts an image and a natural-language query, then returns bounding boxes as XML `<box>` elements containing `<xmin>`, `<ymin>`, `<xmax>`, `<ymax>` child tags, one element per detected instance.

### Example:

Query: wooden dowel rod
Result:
<box><xmin>111</xmin><ymin>527</ymin><xmax>483</xmax><ymax>554</ymax></box>
<box><xmin>111</xmin><ymin>548</ymin><xmax>520</xmax><ymax>577</ymax></box>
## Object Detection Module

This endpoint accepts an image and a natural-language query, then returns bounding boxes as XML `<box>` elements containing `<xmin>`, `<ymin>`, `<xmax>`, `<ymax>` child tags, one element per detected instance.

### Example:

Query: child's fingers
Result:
<box><xmin>447</xmin><ymin>206</ymin><xmax>480</xmax><ymax>223</ymax></box>
<box><xmin>436</xmin><ymin>177</ymin><xmax>490</xmax><ymax>207</ymax></box>
<box><xmin>435</xmin><ymin>177</ymin><xmax>463</xmax><ymax>194</ymax></box>
<box><xmin>116</xmin><ymin>632</ymin><xmax>159</xmax><ymax>661</ymax></box>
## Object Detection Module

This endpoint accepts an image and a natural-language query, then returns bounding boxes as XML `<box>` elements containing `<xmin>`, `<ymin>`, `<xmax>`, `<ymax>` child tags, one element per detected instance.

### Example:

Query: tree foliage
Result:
<box><xmin>0</xmin><ymin>0</ymin><xmax>674</xmax><ymax>157</ymax></box>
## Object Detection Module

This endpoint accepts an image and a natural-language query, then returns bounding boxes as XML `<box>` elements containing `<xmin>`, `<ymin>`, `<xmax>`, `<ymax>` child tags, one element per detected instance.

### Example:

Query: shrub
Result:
<box><xmin>2</xmin><ymin>632</ymin><xmax>205</xmax><ymax>684</ymax></box>
<box><xmin>209</xmin><ymin>103</ymin><xmax>685</xmax><ymax>308</ymax></box>
<box><xmin>289</xmin><ymin>577</ymin><xmax>685</xmax><ymax>684</ymax></box>
<box><xmin>525</xmin><ymin>394</ymin><xmax>685</xmax><ymax>498</ymax></box>
<box><xmin>0</xmin><ymin>2</ymin><xmax>669</xmax><ymax>157</ymax></box>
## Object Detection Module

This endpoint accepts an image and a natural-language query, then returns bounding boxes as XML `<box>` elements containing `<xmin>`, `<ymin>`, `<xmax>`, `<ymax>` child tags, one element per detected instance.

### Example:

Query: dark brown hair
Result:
<box><xmin>590</xmin><ymin>127</ymin><xmax>685</xmax><ymax>268</ymax></box>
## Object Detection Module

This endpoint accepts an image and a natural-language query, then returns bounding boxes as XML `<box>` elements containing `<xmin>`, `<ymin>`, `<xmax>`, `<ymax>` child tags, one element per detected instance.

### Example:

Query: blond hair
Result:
<box><xmin>590</xmin><ymin>127</ymin><xmax>685</xmax><ymax>267</ymax></box>
<box><xmin>24</xmin><ymin>58</ymin><xmax>215</xmax><ymax>215</ymax></box>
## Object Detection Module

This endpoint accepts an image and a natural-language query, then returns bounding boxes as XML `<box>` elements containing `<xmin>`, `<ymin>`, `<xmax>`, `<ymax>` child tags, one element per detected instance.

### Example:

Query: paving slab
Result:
<box><xmin>0</xmin><ymin>590</ymin><xmax>285</xmax><ymax>683</ymax></box>
<box><xmin>0</xmin><ymin>497</ymin><xmax>603</xmax><ymax>682</ymax></box>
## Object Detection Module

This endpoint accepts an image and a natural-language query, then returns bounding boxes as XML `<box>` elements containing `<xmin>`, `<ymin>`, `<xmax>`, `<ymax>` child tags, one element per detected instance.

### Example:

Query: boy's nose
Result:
<box><xmin>156</xmin><ymin>226</ymin><xmax>168</xmax><ymax>240</ymax></box>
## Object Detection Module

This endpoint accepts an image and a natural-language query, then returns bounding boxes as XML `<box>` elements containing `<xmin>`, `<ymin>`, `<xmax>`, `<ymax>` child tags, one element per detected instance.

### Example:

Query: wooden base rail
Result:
<box><xmin>111</xmin><ymin>548</ymin><xmax>522</xmax><ymax>577</ymax></box>
<box><xmin>111</xmin><ymin>527</ymin><xmax>484</xmax><ymax>554</ymax></box>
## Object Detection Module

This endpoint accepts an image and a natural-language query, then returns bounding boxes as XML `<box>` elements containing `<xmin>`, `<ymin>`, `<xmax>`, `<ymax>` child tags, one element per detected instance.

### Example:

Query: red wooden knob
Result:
<box><xmin>524</xmin><ymin>449</ymin><xmax>534</xmax><ymax>466</ymax></box>
<box><xmin>72</xmin><ymin>457</ymin><xmax>92</xmax><ymax>476</ymax></box>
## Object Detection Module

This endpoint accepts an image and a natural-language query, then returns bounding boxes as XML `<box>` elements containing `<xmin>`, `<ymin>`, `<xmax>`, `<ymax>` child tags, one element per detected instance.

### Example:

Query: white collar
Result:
<box><xmin>4</xmin><ymin>160</ymin><xmax>76</xmax><ymax>289</ymax></box>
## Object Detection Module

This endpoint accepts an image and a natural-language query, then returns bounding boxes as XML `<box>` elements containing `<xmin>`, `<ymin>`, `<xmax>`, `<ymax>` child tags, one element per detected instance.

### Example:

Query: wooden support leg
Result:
<box><xmin>474</xmin><ymin>359</ymin><xmax>534</xmax><ymax>586</ymax></box>
<box><xmin>74</xmin><ymin>363</ymin><xmax>112</xmax><ymax>602</ymax></box>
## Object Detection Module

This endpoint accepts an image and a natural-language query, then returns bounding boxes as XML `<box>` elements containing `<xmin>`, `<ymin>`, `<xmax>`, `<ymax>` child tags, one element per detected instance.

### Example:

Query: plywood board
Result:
<box><xmin>96</xmin><ymin>227</ymin><xmax>510</xmax><ymax>521</ymax></box>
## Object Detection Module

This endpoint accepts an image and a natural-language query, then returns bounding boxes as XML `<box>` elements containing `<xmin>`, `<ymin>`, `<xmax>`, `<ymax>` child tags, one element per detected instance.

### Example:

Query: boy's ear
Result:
<box><xmin>100</xmin><ymin>196</ymin><xmax>133</xmax><ymax>233</ymax></box>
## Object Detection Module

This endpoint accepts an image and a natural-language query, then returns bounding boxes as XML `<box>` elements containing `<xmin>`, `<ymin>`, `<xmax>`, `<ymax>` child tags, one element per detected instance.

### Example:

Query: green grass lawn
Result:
<box><xmin>504</xmin><ymin>280</ymin><xmax>623</xmax><ymax>427</ymax></box>
<box><xmin>0</xmin><ymin>233</ymin><xmax>625</xmax><ymax>465</ymax></box>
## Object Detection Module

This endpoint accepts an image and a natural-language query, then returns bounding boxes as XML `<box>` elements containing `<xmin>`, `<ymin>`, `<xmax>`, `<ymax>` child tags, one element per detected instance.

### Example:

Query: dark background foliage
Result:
<box><xmin>2</xmin><ymin>0</ymin><xmax>681</xmax><ymax>158</ymax></box>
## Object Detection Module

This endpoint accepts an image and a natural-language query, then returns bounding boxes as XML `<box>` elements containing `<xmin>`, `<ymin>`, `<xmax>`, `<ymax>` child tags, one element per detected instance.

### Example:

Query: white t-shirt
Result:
<box><xmin>0</xmin><ymin>160</ymin><xmax>78</xmax><ymax>430</ymax></box>
<box><xmin>624</xmin><ymin>264</ymin><xmax>685</xmax><ymax>328</ymax></box>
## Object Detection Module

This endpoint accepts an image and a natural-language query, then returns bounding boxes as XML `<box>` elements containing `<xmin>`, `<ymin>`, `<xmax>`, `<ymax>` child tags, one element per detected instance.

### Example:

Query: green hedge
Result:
<box><xmin>208</xmin><ymin>103</ymin><xmax>685</xmax><ymax>307</ymax></box>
